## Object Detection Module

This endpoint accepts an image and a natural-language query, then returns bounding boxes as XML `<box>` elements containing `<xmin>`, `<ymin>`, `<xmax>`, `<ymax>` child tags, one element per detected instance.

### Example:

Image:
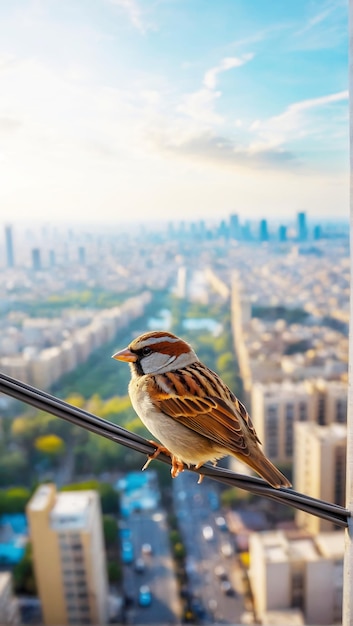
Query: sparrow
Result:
<box><xmin>112</xmin><ymin>330</ymin><xmax>291</xmax><ymax>489</ymax></box>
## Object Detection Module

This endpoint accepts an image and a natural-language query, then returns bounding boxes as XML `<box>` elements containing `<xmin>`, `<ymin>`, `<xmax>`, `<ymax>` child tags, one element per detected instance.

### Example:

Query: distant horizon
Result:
<box><xmin>0</xmin><ymin>212</ymin><xmax>349</xmax><ymax>231</ymax></box>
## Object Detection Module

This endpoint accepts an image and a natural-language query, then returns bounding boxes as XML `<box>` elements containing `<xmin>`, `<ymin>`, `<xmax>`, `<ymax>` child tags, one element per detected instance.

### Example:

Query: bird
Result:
<box><xmin>112</xmin><ymin>330</ymin><xmax>291</xmax><ymax>489</ymax></box>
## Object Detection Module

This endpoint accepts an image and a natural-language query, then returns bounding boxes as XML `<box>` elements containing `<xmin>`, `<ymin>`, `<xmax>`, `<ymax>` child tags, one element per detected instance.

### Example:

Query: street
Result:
<box><xmin>121</xmin><ymin>510</ymin><xmax>181</xmax><ymax>624</ymax></box>
<box><xmin>173</xmin><ymin>471</ymin><xmax>245</xmax><ymax>624</ymax></box>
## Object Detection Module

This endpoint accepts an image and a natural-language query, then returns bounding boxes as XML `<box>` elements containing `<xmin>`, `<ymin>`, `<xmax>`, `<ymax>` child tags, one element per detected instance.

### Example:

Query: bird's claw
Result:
<box><xmin>170</xmin><ymin>457</ymin><xmax>185</xmax><ymax>478</ymax></box>
<box><xmin>142</xmin><ymin>441</ymin><xmax>185</xmax><ymax>478</ymax></box>
<box><xmin>142</xmin><ymin>441</ymin><xmax>171</xmax><ymax>471</ymax></box>
<box><xmin>194</xmin><ymin>461</ymin><xmax>205</xmax><ymax>484</ymax></box>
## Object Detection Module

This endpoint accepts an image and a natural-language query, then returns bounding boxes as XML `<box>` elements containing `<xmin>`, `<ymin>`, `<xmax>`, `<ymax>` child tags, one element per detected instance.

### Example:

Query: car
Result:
<box><xmin>190</xmin><ymin>597</ymin><xmax>206</xmax><ymax>619</ymax></box>
<box><xmin>119</xmin><ymin>527</ymin><xmax>131</xmax><ymax>539</ymax></box>
<box><xmin>134</xmin><ymin>558</ymin><xmax>145</xmax><ymax>574</ymax></box>
<box><xmin>215</xmin><ymin>516</ymin><xmax>227</xmax><ymax>531</ymax></box>
<box><xmin>214</xmin><ymin>565</ymin><xmax>228</xmax><ymax>580</ymax></box>
<box><xmin>221</xmin><ymin>542</ymin><xmax>233</xmax><ymax>557</ymax></box>
<box><xmin>138</xmin><ymin>585</ymin><xmax>152</xmax><ymax>607</ymax></box>
<box><xmin>121</xmin><ymin>540</ymin><xmax>134</xmax><ymax>564</ymax></box>
<box><xmin>220</xmin><ymin>580</ymin><xmax>235</xmax><ymax>596</ymax></box>
<box><xmin>202</xmin><ymin>525</ymin><xmax>214</xmax><ymax>541</ymax></box>
<box><xmin>141</xmin><ymin>543</ymin><xmax>152</xmax><ymax>555</ymax></box>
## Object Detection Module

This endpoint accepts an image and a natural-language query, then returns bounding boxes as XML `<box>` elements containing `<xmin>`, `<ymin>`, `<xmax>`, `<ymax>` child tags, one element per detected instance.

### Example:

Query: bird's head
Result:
<box><xmin>112</xmin><ymin>330</ymin><xmax>197</xmax><ymax>375</ymax></box>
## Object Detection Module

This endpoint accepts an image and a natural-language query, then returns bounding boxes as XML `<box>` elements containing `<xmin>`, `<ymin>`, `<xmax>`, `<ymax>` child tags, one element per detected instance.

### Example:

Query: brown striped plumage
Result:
<box><xmin>112</xmin><ymin>331</ymin><xmax>291</xmax><ymax>488</ymax></box>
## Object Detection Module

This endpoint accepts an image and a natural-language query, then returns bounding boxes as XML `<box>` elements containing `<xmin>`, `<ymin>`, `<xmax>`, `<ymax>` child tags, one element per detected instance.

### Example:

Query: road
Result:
<box><xmin>173</xmin><ymin>471</ymin><xmax>245</xmax><ymax>624</ymax></box>
<box><xmin>121</xmin><ymin>510</ymin><xmax>181</xmax><ymax>624</ymax></box>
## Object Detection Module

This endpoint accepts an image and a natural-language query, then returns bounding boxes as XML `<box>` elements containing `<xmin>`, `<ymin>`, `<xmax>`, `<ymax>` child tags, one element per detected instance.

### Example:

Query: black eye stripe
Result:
<box><xmin>132</xmin><ymin>347</ymin><xmax>153</xmax><ymax>358</ymax></box>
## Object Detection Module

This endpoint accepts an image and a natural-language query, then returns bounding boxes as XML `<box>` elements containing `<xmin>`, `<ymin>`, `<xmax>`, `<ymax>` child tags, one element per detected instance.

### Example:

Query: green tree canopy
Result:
<box><xmin>0</xmin><ymin>486</ymin><xmax>31</xmax><ymax>514</ymax></box>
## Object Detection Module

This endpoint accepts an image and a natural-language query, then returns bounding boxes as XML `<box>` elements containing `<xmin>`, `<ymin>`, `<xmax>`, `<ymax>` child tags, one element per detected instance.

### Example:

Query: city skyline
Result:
<box><xmin>0</xmin><ymin>0</ymin><xmax>349</xmax><ymax>224</ymax></box>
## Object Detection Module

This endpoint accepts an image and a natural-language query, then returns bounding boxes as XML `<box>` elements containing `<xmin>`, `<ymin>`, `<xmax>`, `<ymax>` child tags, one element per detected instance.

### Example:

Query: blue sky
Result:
<box><xmin>0</xmin><ymin>0</ymin><xmax>348</xmax><ymax>223</ymax></box>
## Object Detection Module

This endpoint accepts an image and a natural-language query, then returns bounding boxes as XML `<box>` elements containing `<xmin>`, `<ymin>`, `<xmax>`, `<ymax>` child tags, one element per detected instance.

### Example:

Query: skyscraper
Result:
<box><xmin>278</xmin><ymin>225</ymin><xmax>287</xmax><ymax>242</ymax></box>
<box><xmin>78</xmin><ymin>246</ymin><xmax>86</xmax><ymax>265</ymax></box>
<box><xmin>259</xmin><ymin>219</ymin><xmax>269</xmax><ymax>242</ymax></box>
<box><xmin>27</xmin><ymin>484</ymin><xmax>109</xmax><ymax>626</ymax></box>
<box><xmin>31</xmin><ymin>248</ymin><xmax>41</xmax><ymax>271</ymax></box>
<box><xmin>297</xmin><ymin>211</ymin><xmax>308</xmax><ymax>241</ymax></box>
<box><xmin>229</xmin><ymin>213</ymin><xmax>240</xmax><ymax>239</ymax></box>
<box><xmin>5</xmin><ymin>225</ymin><xmax>14</xmax><ymax>268</ymax></box>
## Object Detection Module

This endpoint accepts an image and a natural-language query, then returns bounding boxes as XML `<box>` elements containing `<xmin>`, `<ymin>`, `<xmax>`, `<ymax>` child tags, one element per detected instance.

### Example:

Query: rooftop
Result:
<box><xmin>257</xmin><ymin>529</ymin><xmax>345</xmax><ymax>564</ymax></box>
<box><xmin>50</xmin><ymin>491</ymin><xmax>95</xmax><ymax>531</ymax></box>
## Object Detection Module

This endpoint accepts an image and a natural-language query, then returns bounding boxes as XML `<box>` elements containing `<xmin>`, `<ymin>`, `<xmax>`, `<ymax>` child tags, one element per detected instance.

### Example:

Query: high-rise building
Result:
<box><xmin>218</xmin><ymin>219</ymin><xmax>229</xmax><ymax>238</ymax></box>
<box><xmin>249</xmin><ymin>529</ymin><xmax>344</xmax><ymax>625</ymax></box>
<box><xmin>259</xmin><ymin>219</ymin><xmax>269</xmax><ymax>242</ymax></box>
<box><xmin>313</xmin><ymin>224</ymin><xmax>322</xmax><ymax>240</ymax></box>
<box><xmin>27</xmin><ymin>484</ymin><xmax>108</xmax><ymax>626</ymax></box>
<box><xmin>241</xmin><ymin>220</ymin><xmax>253</xmax><ymax>241</ymax></box>
<box><xmin>31</xmin><ymin>248</ymin><xmax>41</xmax><ymax>271</ymax></box>
<box><xmin>229</xmin><ymin>214</ymin><xmax>240</xmax><ymax>239</ymax></box>
<box><xmin>251</xmin><ymin>380</ymin><xmax>347</xmax><ymax>466</ymax></box>
<box><xmin>5</xmin><ymin>225</ymin><xmax>14</xmax><ymax>268</ymax></box>
<box><xmin>49</xmin><ymin>249</ymin><xmax>56</xmax><ymax>267</ymax></box>
<box><xmin>294</xmin><ymin>422</ymin><xmax>347</xmax><ymax>533</ymax></box>
<box><xmin>278</xmin><ymin>224</ymin><xmax>287</xmax><ymax>242</ymax></box>
<box><xmin>297</xmin><ymin>211</ymin><xmax>308</xmax><ymax>241</ymax></box>
<box><xmin>78</xmin><ymin>246</ymin><xmax>86</xmax><ymax>265</ymax></box>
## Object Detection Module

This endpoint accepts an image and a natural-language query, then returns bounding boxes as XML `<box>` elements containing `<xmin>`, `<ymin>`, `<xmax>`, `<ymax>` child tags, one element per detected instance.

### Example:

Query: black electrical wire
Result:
<box><xmin>0</xmin><ymin>372</ymin><xmax>350</xmax><ymax>528</ymax></box>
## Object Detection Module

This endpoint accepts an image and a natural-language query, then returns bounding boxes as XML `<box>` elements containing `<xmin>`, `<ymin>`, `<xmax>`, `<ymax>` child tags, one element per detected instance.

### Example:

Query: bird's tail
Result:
<box><xmin>236</xmin><ymin>449</ymin><xmax>292</xmax><ymax>489</ymax></box>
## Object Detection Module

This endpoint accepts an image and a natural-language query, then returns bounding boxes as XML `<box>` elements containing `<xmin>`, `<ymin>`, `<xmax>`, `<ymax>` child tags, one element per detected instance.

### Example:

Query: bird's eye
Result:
<box><xmin>142</xmin><ymin>347</ymin><xmax>152</xmax><ymax>356</ymax></box>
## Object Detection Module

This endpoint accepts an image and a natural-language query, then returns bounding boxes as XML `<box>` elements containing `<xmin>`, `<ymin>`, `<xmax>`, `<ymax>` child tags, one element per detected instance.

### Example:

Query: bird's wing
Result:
<box><xmin>151</xmin><ymin>369</ymin><xmax>259</xmax><ymax>456</ymax></box>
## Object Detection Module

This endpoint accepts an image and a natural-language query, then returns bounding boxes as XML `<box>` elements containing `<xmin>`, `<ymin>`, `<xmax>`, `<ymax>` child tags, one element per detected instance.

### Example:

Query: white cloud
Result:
<box><xmin>108</xmin><ymin>0</ymin><xmax>152</xmax><ymax>33</ymax></box>
<box><xmin>175</xmin><ymin>53</ymin><xmax>254</xmax><ymax>129</ymax></box>
<box><xmin>203</xmin><ymin>54</ymin><xmax>253</xmax><ymax>89</ymax></box>
<box><xmin>177</xmin><ymin>88</ymin><xmax>223</xmax><ymax>126</ymax></box>
<box><xmin>249</xmin><ymin>90</ymin><xmax>348</xmax><ymax>153</ymax></box>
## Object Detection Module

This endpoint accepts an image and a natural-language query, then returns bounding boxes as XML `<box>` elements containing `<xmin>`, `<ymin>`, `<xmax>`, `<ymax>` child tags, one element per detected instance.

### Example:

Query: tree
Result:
<box><xmin>98</xmin><ymin>483</ymin><xmax>120</xmax><ymax>514</ymax></box>
<box><xmin>34</xmin><ymin>434</ymin><xmax>65</xmax><ymax>457</ymax></box>
<box><xmin>13</xmin><ymin>543</ymin><xmax>36</xmax><ymax>594</ymax></box>
<box><xmin>65</xmin><ymin>393</ymin><xmax>85</xmax><ymax>409</ymax></box>
<box><xmin>107</xmin><ymin>561</ymin><xmax>121</xmax><ymax>583</ymax></box>
<box><xmin>103</xmin><ymin>515</ymin><xmax>117</xmax><ymax>548</ymax></box>
<box><xmin>220</xmin><ymin>487</ymin><xmax>252</xmax><ymax>507</ymax></box>
<box><xmin>0</xmin><ymin>487</ymin><xmax>31</xmax><ymax>513</ymax></box>
<box><xmin>0</xmin><ymin>452</ymin><xmax>28</xmax><ymax>487</ymax></box>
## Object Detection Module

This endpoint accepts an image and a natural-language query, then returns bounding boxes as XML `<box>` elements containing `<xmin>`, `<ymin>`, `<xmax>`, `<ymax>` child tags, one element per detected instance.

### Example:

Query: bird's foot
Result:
<box><xmin>194</xmin><ymin>461</ymin><xmax>205</xmax><ymax>484</ymax></box>
<box><xmin>170</xmin><ymin>456</ymin><xmax>185</xmax><ymax>478</ymax></box>
<box><xmin>195</xmin><ymin>459</ymin><xmax>217</xmax><ymax>483</ymax></box>
<box><xmin>142</xmin><ymin>440</ymin><xmax>171</xmax><ymax>471</ymax></box>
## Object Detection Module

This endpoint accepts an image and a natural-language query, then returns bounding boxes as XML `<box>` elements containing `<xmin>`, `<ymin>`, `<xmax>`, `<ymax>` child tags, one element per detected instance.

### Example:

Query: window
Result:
<box><xmin>335</xmin><ymin>447</ymin><xmax>346</xmax><ymax>506</ymax></box>
<box><xmin>317</xmin><ymin>394</ymin><xmax>325</xmax><ymax>425</ymax></box>
<box><xmin>336</xmin><ymin>399</ymin><xmax>347</xmax><ymax>423</ymax></box>
<box><xmin>266</xmin><ymin>405</ymin><xmax>278</xmax><ymax>458</ymax></box>
<box><xmin>291</xmin><ymin>570</ymin><xmax>304</xmax><ymax>609</ymax></box>
<box><xmin>299</xmin><ymin>401</ymin><xmax>307</xmax><ymax>421</ymax></box>
<box><xmin>285</xmin><ymin>403</ymin><xmax>294</xmax><ymax>456</ymax></box>
<box><xmin>77</xmin><ymin>581</ymin><xmax>87</xmax><ymax>589</ymax></box>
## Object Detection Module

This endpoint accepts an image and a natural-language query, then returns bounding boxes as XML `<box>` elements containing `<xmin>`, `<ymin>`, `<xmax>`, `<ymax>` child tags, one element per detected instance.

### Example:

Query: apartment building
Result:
<box><xmin>251</xmin><ymin>379</ymin><xmax>347</xmax><ymax>465</ymax></box>
<box><xmin>249</xmin><ymin>529</ymin><xmax>344</xmax><ymax>625</ymax></box>
<box><xmin>26</xmin><ymin>484</ymin><xmax>108</xmax><ymax>626</ymax></box>
<box><xmin>294</xmin><ymin>422</ymin><xmax>347</xmax><ymax>533</ymax></box>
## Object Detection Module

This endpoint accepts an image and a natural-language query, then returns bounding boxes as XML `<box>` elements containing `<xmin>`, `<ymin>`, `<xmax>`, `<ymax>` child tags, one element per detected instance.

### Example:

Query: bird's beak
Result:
<box><xmin>112</xmin><ymin>348</ymin><xmax>138</xmax><ymax>363</ymax></box>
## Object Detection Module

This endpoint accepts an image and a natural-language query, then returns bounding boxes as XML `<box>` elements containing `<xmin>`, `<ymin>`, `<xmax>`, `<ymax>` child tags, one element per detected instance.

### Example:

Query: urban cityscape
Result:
<box><xmin>0</xmin><ymin>210</ymin><xmax>349</xmax><ymax>626</ymax></box>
